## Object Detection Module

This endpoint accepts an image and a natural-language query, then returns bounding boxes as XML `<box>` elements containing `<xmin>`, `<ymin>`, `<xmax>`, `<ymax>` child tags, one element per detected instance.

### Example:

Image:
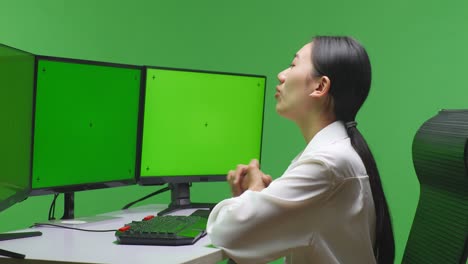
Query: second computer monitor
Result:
<box><xmin>31</xmin><ymin>57</ymin><xmax>143</xmax><ymax>195</ymax></box>
<box><xmin>139</xmin><ymin>67</ymin><xmax>266</xmax><ymax>184</ymax></box>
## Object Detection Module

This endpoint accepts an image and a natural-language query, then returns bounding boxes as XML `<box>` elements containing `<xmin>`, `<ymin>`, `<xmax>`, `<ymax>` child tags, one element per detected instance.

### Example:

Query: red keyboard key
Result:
<box><xmin>143</xmin><ymin>215</ymin><xmax>155</xmax><ymax>221</ymax></box>
<box><xmin>118</xmin><ymin>225</ymin><xmax>131</xmax><ymax>232</ymax></box>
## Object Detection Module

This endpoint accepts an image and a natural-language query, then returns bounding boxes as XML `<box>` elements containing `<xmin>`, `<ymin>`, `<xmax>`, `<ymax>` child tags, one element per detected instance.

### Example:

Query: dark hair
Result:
<box><xmin>311</xmin><ymin>36</ymin><xmax>395</xmax><ymax>264</ymax></box>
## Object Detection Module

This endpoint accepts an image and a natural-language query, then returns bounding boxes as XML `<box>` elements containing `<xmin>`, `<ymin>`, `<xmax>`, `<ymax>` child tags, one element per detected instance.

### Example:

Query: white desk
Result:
<box><xmin>0</xmin><ymin>205</ymin><xmax>226</xmax><ymax>264</ymax></box>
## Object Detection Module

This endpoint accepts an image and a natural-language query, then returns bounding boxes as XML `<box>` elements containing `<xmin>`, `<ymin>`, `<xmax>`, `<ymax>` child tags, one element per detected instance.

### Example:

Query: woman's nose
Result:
<box><xmin>277</xmin><ymin>69</ymin><xmax>286</xmax><ymax>84</ymax></box>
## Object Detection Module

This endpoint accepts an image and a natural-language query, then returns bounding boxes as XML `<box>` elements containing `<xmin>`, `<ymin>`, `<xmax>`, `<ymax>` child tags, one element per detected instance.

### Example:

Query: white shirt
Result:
<box><xmin>207</xmin><ymin>121</ymin><xmax>376</xmax><ymax>264</ymax></box>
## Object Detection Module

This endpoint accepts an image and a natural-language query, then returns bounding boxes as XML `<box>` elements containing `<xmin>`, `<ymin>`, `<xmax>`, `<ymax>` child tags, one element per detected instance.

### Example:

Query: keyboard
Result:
<box><xmin>115</xmin><ymin>211</ymin><xmax>209</xmax><ymax>246</ymax></box>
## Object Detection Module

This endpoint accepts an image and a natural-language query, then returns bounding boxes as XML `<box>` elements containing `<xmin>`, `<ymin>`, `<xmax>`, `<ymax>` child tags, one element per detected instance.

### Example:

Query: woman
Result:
<box><xmin>207</xmin><ymin>36</ymin><xmax>395</xmax><ymax>264</ymax></box>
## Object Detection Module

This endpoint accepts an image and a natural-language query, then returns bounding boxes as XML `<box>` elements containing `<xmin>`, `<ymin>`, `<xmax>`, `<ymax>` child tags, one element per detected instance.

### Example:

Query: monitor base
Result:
<box><xmin>0</xmin><ymin>231</ymin><xmax>42</xmax><ymax>258</ymax></box>
<box><xmin>157</xmin><ymin>202</ymin><xmax>216</xmax><ymax>216</ymax></box>
<box><xmin>157</xmin><ymin>183</ymin><xmax>216</xmax><ymax>216</ymax></box>
<box><xmin>0</xmin><ymin>248</ymin><xmax>24</xmax><ymax>259</ymax></box>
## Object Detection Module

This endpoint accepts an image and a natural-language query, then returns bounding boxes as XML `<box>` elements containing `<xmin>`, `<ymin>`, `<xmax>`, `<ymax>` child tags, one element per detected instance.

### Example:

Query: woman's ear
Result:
<box><xmin>309</xmin><ymin>76</ymin><xmax>331</xmax><ymax>98</ymax></box>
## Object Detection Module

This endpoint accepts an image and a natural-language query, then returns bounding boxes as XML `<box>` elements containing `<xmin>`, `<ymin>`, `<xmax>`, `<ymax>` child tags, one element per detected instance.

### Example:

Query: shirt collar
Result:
<box><xmin>301</xmin><ymin>120</ymin><xmax>349</xmax><ymax>154</ymax></box>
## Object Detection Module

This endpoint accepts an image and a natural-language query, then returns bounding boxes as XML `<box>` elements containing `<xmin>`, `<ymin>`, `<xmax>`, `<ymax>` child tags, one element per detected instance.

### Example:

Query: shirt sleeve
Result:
<box><xmin>206</xmin><ymin>157</ymin><xmax>340</xmax><ymax>264</ymax></box>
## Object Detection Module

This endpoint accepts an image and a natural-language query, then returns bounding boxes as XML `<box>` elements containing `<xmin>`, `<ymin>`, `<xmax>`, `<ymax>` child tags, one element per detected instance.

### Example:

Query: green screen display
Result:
<box><xmin>32</xmin><ymin>59</ymin><xmax>141</xmax><ymax>191</ymax></box>
<box><xmin>0</xmin><ymin>44</ymin><xmax>35</xmax><ymax>211</ymax></box>
<box><xmin>140</xmin><ymin>68</ymin><xmax>265</xmax><ymax>178</ymax></box>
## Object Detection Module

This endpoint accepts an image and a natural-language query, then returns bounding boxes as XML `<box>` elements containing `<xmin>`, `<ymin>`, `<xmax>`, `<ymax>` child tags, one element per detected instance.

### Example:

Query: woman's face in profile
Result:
<box><xmin>275</xmin><ymin>42</ymin><xmax>317</xmax><ymax>120</ymax></box>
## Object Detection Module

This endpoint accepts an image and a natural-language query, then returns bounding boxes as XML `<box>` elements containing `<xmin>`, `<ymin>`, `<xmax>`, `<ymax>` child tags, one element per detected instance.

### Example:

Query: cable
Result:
<box><xmin>122</xmin><ymin>186</ymin><xmax>171</xmax><ymax>210</ymax></box>
<box><xmin>31</xmin><ymin>223</ymin><xmax>117</xmax><ymax>233</ymax></box>
<box><xmin>48</xmin><ymin>193</ymin><xmax>59</xmax><ymax>220</ymax></box>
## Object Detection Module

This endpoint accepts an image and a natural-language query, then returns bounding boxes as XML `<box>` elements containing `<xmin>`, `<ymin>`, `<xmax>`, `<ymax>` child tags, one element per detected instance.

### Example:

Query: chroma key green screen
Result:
<box><xmin>31</xmin><ymin>58</ymin><xmax>142</xmax><ymax>193</ymax></box>
<box><xmin>140</xmin><ymin>67</ymin><xmax>266</xmax><ymax>180</ymax></box>
<box><xmin>0</xmin><ymin>44</ymin><xmax>35</xmax><ymax>211</ymax></box>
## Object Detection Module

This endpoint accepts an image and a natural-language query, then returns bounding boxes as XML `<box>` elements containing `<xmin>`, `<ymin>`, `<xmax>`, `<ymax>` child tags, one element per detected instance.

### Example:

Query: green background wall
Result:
<box><xmin>1</xmin><ymin>1</ymin><xmax>468</xmax><ymax>263</ymax></box>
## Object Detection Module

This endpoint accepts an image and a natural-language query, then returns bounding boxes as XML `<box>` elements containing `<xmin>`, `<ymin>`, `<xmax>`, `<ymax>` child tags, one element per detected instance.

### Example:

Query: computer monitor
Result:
<box><xmin>139</xmin><ymin>66</ymin><xmax>266</xmax><ymax>215</ymax></box>
<box><xmin>30</xmin><ymin>56</ymin><xmax>143</xmax><ymax>218</ymax></box>
<box><xmin>0</xmin><ymin>44</ymin><xmax>42</xmax><ymax>258</ymax></box>
<box><xmin>0</xmin><ymin>43</ymin><xmax>35</xmax><ymax>214</ymax></box>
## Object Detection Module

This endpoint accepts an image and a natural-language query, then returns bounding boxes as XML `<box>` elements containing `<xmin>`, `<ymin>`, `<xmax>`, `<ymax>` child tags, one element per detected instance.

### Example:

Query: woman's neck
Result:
<box><xmin>296</xmin><ymin>112</ymin><xmax>336</xmax><ymax>143</ymax></box>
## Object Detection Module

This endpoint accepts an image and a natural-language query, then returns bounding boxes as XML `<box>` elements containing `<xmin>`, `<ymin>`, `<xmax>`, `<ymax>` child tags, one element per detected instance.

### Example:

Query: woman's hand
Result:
<box><xmin>227</xmin><ymin>163</ymin><xmax>249</xmax><ymax>197</ymax></box>
<box><xmin>227</xmin><ymin>159</ymin><xmax>272</xmax><ymax>197</ymax></box>
<box><xmin>241</xmin><ymin>159</ymin><xmax>273</xmax><ymax>192</ymax></box>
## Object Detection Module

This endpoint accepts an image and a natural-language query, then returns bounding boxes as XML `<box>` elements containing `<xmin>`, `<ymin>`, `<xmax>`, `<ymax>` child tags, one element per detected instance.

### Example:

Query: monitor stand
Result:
<box><xmin>54</xmin><ymin>192</ymin><xmax>118</xmax><ymax>224</ymax></box>
<box><xmin>0</xmin><ymin>231</ymin><xmax>42</xmax><ymax>258</ymax></box>
<box><xmin>157</xmin><ymin>183</ymin><xmax>216</xmax><ymax>216</ymax></box>
<box><xmin>62</xmin><ymin>192</ymin><xmax>75</xmax><ymax>219</ymax></box>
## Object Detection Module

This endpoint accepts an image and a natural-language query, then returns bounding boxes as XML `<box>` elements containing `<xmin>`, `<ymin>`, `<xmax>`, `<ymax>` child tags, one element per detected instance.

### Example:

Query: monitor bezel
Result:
<box><xmin>29</xmin><ymin>56</ymin><xmax>144</xmax><ymax>196</ymax></box>
<box><xmin>137</xmin><ymin>66</ymin><xmax>267</xmax><ymax>186</ymax></box>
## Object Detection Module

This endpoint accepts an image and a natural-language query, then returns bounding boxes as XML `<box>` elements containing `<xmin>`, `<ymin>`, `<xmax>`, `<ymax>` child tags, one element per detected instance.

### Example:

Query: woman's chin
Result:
<box><xmin>275</xmin><ymin>104</ymin><xmax>286</xmax><ymax>117</ymax></box>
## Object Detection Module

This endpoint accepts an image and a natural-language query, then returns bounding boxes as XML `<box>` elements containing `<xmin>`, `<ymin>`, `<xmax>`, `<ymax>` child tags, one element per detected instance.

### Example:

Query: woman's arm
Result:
<box><xmin>207</xmin><ymin>158</ymin><xmax>336</xmax><ymax>264</ymax></box>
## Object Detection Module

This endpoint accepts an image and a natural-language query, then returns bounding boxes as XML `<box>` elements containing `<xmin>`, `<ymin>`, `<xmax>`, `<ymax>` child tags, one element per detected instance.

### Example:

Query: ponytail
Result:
<box><xmin>347</xmin><ymin>124</ymin><xmax>395</xmax><ymax>264</ymax></box>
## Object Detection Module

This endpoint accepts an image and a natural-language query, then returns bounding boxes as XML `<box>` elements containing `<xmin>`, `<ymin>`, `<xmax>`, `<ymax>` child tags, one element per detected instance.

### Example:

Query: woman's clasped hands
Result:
<box><xmin>226</xmin><ymin>159</ymin><xmax>273</xmax><ymax>197</ymax></box>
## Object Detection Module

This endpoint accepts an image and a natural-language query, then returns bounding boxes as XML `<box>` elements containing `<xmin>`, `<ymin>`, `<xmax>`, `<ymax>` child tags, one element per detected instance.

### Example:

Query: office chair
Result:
<box><xmin>403</xmin><ymin>109</ymin><xmax>468</xmax><ymax>264</ymax></box>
